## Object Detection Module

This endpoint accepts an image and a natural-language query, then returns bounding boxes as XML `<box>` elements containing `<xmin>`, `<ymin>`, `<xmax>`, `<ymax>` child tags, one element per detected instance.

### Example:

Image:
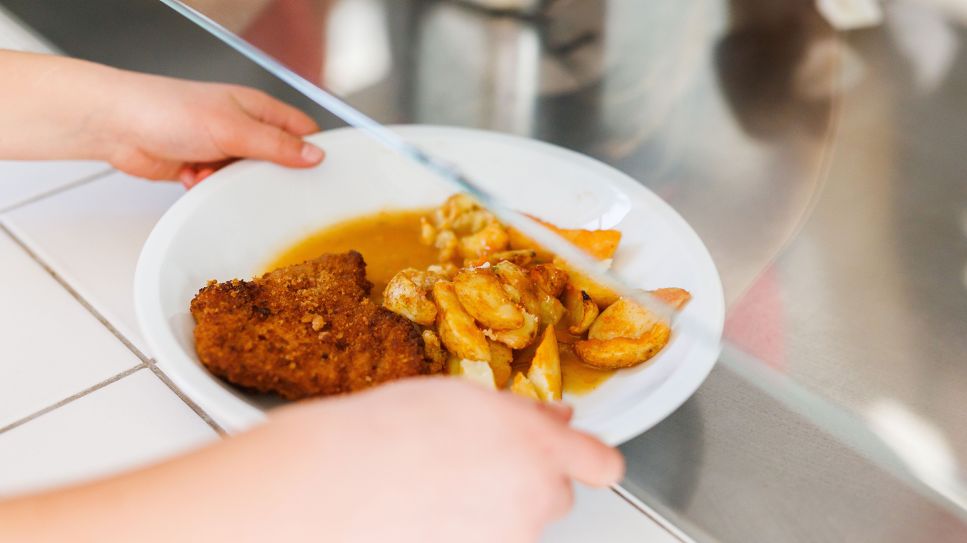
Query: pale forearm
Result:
<box><xmin>0</xmin><ymin>414</ymin><xmax>341</xmax><ymax>542</ymax></box>
<box><xmin>0</xmin><ymin>50</ymin><xmax>121</xmax><ymax>161</ymax></box>
<box><xmin>0</xmin><ymin>430</ymin><xmax>274</xmax><ymax>542</ymax></box>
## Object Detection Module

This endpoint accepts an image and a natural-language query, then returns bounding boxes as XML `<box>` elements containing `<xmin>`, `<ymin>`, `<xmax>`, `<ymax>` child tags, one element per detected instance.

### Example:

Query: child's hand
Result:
<box><xmin>106</xmin><ymin>72</ymin><xmax>323</xmax><ymax>187</ymax></box>
<box><xmin>0</xmin><ymin>378</ymin><xmax>624</xmax><ymax>543</ymax></box>
<box><xmin>0</xmin><ymin>51</ymin><xmax>323</xmax><ymax>187</ymax></box>
<box><xmin>254</xmin><ymin>378</ymin><xmax>625</xmax><ymax>543</ymax></box>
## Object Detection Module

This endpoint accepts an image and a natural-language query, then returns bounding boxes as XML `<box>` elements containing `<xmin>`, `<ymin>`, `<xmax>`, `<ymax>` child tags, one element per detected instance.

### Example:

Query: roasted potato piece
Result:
<box><xmin>493</xmin><ymin>261</ymin><xmax>540</xmax><ymax>316</ymax></box>
<box><xmin>485</xmin><ymin>310</ymin><xmax>538</xmax><ymax>349</ymax></box>
<box><xmin>649</xmin><ymin>287</ymin><xmax>692</xmax><ymax>310</ymax></box>
<box><xmin>433</xmin><ymin>281</ymin><xmax>491</xmax><ymax>362</ymax></box>
<box><xmin>574</xmin><ymin>322</ymin><xmax>671</xmax><ymax>369</ymax></box>
<box><xmin>488</xmin><ymin>340</ymin><xmax>514</xmax><ymax>388</ymax></box>
<box><xmin>425</xmin><ymin>193</ymin><xmax>477</xmax><ymax>231</ymax></box>
<box><xmin>382</xmin><ymin>268</ymin><xmax>442</xmax><ymax>326</ymax></box>
<box><xmin>554</xmin><ymin>258</ymin><xmax>619</xmax><ymax>307</ymax></box>
<box><xmin>528</xmin><ymin>263</ymin><xmax>568</xmax><ymax>298</ymax></box>
<box><xmin>476</xmin><ymin>249</ymin><xmax>537</xmax><ymax>267</ymax></box>
<box><xmin>588</xmin><ymin>297</ymin><xmax>659</xmax><ymax>341</ymax></box>
<box><xmin>509</xmin><ymin>217</ymin><xmax>622</xmax><ymax>260</ymax></box>
<box><xmin>434</xmin><ymin>229</ymin><xmax>458</xmax><ymax>262</ymax></box>
<box><xmin>527</xmin><ymin>325</ymin><xmax>562</xmax><ymax>401</ymax></box>
<box><xmin>449</xmin><ymin>357</ymin><xmax>497</xmax><ymax>389</ymax></box>
<box><xmin>554</xmin><ymin>327</ymin><xmax>583</xmax><ymax>345</ymax></box>
<box><xmin>423</xmin><ymin>195</ymin><xmax>500</xmax><ymax>262</ymax></box>
<box><xmin>458</xmin><ymin>222</ymin><xmax>509</xmax><ymax>260</ymax></box>
<box><xmin>426</xmin><ymin>263</ymin><xmax>459</xmax><ymax>279</ymax></box>
<box><xmin>422</xmin><ymin>329</ymin><xmax>448</xmax><ymax>368</ymax></box>
<box><xmin>564</xmin><ymin>285</ymin><xmax>599</xmax><ymax>335</ymax></box>
<box><xmin>510</xmin><ymin>372</ymin><xmax>541</xmax><ymax>400</ymax></box>
<box><xmin>453</xmin><ymin>268</ymin><xmax>524</xmax><ymax>330</ymax></box>
<box><xmin>450</xmin><ymin>209</ymin><xmax>495</xmax><ymax>236</ymax></box>
<box><xmin>537</xmin><ymin>292</ymin><xmax>566</xmax><ymax>327</ymax></box>
<box><xmin>438</xmin><ymin>193</ymin><xmax>479</xmax><ymax>223</ymax></box>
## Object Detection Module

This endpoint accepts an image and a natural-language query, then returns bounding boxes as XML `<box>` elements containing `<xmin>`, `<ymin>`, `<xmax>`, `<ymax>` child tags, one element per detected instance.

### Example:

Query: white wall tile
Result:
<box><xmin>0</xmin><ymin>368</ymin><xmax>218</xmax><ymax>497</ymax></box>
<box><xmin>1</xmin><ymin>173</ymin><xmax>185</xmax><ymax>354</ymax></box>
<box><xmin>542</xmin><ymin>486</ymin><xmax>682</xmax><ymax>543</ymax></box>
<box><xmin>0</xmin><ymin>229</ymin><xmax>139</xmax><ymax>428</ymax></box>
<box><xmin>0</xmin><ymin>161</ymin><xmax>109</xmax><ymax>211</ymax></box>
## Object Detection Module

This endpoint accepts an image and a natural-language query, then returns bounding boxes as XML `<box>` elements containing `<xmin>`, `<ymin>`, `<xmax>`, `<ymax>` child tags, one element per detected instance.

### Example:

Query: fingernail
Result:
<box><xmin>301</xmin><ymin>143</ymin><xmax>325</xmax><ymax>164</ymax></box>
<box><xmin>179</xmin><ymin>169</ymin><xmax>196</xmax><ymax>189</ymax></box>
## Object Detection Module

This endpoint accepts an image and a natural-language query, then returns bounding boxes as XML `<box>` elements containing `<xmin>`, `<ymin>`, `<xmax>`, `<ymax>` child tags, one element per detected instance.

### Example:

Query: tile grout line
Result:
<box><xmin>0</xmin><ymin>223</ymin><xmax>226</xmax><ymax>437</ymax></box>
<box><xmin>0</xmin><ymin>364</ymin><xmax>145</xmax><ymax>434</ymax></box>
<box><xmin>609</xmin><ymin>485</ymin><xmax>693</xmax><ymax>543</ymax></box>
<box><xmin>142</xmin><ymin>363</ymin><xmax>226</xmax><ymax>436</ymax></box>
<box><xmin>0</xmin><ymin>167</ymin><xmax>115</xmax><ymax>215</ymax></box>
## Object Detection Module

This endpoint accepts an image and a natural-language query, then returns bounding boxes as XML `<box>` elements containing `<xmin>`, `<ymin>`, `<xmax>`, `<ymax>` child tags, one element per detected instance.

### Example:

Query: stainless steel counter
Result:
<box><xmin>4</xmin><ymin>0</ymin><xmax>966</xmax><ymax>540</ymax></box>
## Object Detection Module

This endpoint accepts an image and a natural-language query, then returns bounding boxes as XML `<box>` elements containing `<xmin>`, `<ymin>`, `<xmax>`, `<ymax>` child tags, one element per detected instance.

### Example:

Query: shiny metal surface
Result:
<box><xmin>620</xmin><ymin>4</ymin><xmax>967</xmax><ymax>539</ymax></box>
<box><xmin>4</xmin><ymin>0</ymin><xmax>967</xmax><ymax>540</ymax></box>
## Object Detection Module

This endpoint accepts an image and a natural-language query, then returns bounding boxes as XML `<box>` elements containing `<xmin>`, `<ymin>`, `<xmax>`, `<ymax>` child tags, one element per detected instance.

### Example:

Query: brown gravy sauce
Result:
<box><xmin>266</xmin><ymin>210</ymin><xmax>437</xmax><ymax>300</ymax></box>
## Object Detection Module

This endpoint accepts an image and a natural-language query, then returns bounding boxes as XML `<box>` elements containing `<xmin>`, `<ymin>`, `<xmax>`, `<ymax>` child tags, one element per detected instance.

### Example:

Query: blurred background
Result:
<box><xmin>2</xmin><ymin>0</ymin><xmax>966</xmax><ymax>540</ymax></box>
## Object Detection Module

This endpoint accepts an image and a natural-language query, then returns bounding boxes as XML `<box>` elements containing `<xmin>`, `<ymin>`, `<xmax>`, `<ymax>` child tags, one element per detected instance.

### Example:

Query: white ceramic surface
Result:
<box><xmin>135</xmin><ymin>126</ymin><xmax>724</xmax><ymax>445</ymax></box>
<box><xmin>0</xmin><ymin>229</ymin><xmax>139</xmax><ymax>428</ymax></box>
<box><xmin>0</xmin><ymin>368</ymin><xmax>217</xmax><ymax>497</ymax></box>
<box><xmin>0</xmin><ymin>160</ymin><xmax>107</xmax><ymax>211</ymax></box>
<box><xmin>3</xmin><ymin>172</ymin><xmax>186</xmax><ymax>354</ymax></box>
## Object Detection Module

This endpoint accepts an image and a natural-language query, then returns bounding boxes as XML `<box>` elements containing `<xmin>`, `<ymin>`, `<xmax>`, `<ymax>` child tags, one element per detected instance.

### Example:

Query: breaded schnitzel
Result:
<box><xmin>190</xmin><ymin>251</ymin><xmax>441</xmax><ymax>400</ymax></box>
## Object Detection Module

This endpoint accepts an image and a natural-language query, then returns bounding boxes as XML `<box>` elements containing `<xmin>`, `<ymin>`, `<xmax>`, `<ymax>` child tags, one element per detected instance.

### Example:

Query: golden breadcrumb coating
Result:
<box><xmin>190</xmin><ymin>251</ymin><xmax>441</xmax><ymax>400</ymax></box>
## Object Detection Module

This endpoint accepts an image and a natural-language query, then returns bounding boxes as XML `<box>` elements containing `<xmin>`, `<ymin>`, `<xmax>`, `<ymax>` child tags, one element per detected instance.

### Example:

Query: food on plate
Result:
<box><xmin>575</xmin><ymin>290</ymin><xmax>689</xmax><ymax>369</ymax></box>
<box><xmin>449</xmin><ymin>358</ymin><xmax>497</xmax><ymax>390</ymax></box>
<box><xmin>379</xmin><ymin>194</ymin><xmax>693</xmax><ymax>400</ymax></box>
<box><xmin>575</xmin><ymin>322</ymin><xmax>672</xmax><ymax>370</ymax></box>
<box><xmin>510</xmin><ymin>372</ymin><xmax>541</xmax><ymax>400</ymax></box>
<box><xmin>420</xmin><ymin>193</ymin><xmax>510</xmax><ymax>262</ymax></box>
<box><xmin>190</xmin><ymin>251</ymin><xmax>443</xmax><ymax>400</ymax></box>
<box><xmin>270</xmin><ymin>210</ymin><xmax>438</xmax><ymax>299</ymax></box>
<box><xmin>433</xmin><ymin>281</ymin><xmax>493</xmax><ymax>362</ymax></box>
<box><xmin>190</xmin><ymin>194</ymin><xmax>691</xmax><ymax>402</ymax></box>
<box><xmin>649</xmin><ymin>287</ymin><xmax>692</xmax><ymax>310</ymax></box>
<box><xmin>383</xmin><ymin>267</ymin><xmax>443</xmax><ymax>326</ymax></box>
<box><xmin>587</xmin><ymin>297</ymin><xmax>660</xmax><ymax>341</ymax></box>
<box><xmin>526</xmin><ymin>326</ymin><xmax>562</xmax><ymax>401</ymax></box>
<box><xmin>488</xmin><ymin>341</ymin><xmax>514</xmax><ymax>388</ymax></box>
<box><xmin>563</xmin><ymin>284</ymin><xmax>599</xmax><ymax>335</ymax></box>
<box><xmin>453</xmin><ymin>268</ymin><xmax>525</xmax><ymax>330</ymax></box>
<box><xmin>553</xmin><ymin>258</ymin><xmax>620</xmax><ymax>307</ymax></box>
<box><xmin>508</xmin><ymin>217</ymin><xmax>621</xmax><ymax>261</ymax></box>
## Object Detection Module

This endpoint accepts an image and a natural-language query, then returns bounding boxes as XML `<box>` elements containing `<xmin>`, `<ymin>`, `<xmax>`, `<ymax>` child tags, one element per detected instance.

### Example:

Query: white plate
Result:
<box><xmin>135</xmin><ymin>126</ymin><xmax>724</xmax><ymax>445</ymax></box>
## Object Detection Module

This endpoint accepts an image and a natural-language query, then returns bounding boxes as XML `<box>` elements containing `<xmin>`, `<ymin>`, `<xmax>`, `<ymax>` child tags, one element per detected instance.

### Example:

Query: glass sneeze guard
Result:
<box><xmin>159</xmin><ymin>0</ymin><xmax>967</xmax><ymax>540</ymax></box>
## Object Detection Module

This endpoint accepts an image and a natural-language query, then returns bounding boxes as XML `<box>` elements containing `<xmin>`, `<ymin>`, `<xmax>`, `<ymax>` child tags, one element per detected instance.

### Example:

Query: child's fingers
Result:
<box><xmin>178</xmin><ymin>166</ymin><xmax>195</xmax><ymax>188</ymax></box>
<box><xmin>218</xmin><ymin>120</ymin><xmax>325</xmax><ymax>168</ymax></box>
<box><xmin>230</xmin><ymin>87</ymin><xmax>320</xmax><ymax>136</ymax></box>
<box><xmin>536</xmin><ymin>401</ymin><xmax>573</xmax><ymax>424</ymax></box>
<box><xmin>551</xmin><ymin>427</ymin><xmax>625</xmax><ymax>488</ymax></box>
